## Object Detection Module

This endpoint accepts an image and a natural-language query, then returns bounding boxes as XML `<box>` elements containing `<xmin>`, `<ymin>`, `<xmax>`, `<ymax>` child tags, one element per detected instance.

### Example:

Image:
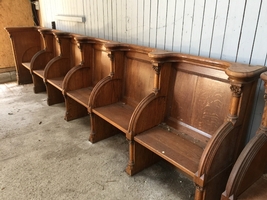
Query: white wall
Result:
<box><xmin>39</xmin><ymin>0</ymin><xmax>267</xmax><ymax>139</ymax></box>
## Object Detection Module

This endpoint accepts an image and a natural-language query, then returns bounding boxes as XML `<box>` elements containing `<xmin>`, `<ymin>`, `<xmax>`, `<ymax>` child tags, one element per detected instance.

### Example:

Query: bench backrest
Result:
<box><xmin>148</xmin><ymin>51</ymin><xmax>266</xmax><ymax>149</ymax></box>
<box><xmin>90</xmin><ymin>40</ymin><xmax>112</xmax><ymax>86</ymax></box>
<box><xmin>165</xmin><ymin>61</ymin><xmax>231</xmax><ymax>143</ymax></box>
<box><xmin>105</xmin><ymin>43</ymin><xmax>156</xmax><ymax>108</ymax></box>
<box><xmin>52</xmin><ymin>32</ymin><xmax>83</xmax><ymax>74</ymax></box>
<box><xmin>122</xmin><ymin>49</ymin><xmax>155</xmax><ymax>107</ymax></box>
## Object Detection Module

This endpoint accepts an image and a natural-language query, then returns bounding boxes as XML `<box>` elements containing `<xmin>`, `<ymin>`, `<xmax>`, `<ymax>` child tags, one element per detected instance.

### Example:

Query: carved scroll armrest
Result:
<box><xmin>30</xmin><ymin>50</ymin><xmax>54</xmax><ymax>72</ymax></box>
<box><xmin>43</xmin><ymin>57</ymin><xmax>70</xmax><ymax>80</ymax></box>
<box><xmin>127</xmin><ymin>93</ymin><xmax>166</xmax><ymax>140</ymax></box>
<box><xmin>194</xmin><ymin>121</ymin><xmax>236</xmax><ymax>188</ymax></box>
<box><xmin>62</xmin><ymin>65</ymin><xmax>91</xmax><ymax>93</ymax></box>
<box><xmin>88</xmin><ymin>77</ymin><xmax>122</xmax><ymax>113</ymax></box>
<box><xmin>222</xmin><ymin>133</ymin><xmax>267</xmax><ymax>199</ymax></box>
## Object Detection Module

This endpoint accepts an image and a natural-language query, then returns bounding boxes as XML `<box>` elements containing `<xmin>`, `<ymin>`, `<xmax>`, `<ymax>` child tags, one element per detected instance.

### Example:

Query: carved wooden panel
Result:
<box><xmin>167</xmin><ymin>64</ymin><xmax>231</xmax><ymax>136</ymax></box>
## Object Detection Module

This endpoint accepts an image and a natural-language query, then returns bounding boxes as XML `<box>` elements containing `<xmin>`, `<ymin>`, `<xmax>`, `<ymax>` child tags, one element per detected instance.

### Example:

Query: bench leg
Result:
<box><xmin>45</xmin><ymin>83</ymin><xmax>64</xmax><ymax>106</ymax></box>
<box><xmin>64</xmin><ymin>96</ymin><xmax>88</xmax><ymax>121</ymax></box>
<box><xmin>32</xmin><ymin>74</ymin><xmax>46</xmax><ymax>93</ymax></box>
<box><xmin>126</xmin><ymin>141</ymin><xmax>160</xmax><ymax>176</ymax></box>
<box><xmin>17</xmin><ymin>66</ymin><xmax>33</xmax><ymax>84</ymax></box>
<box><xmin>89</xmin><ymin>114</ymin><xmax>120</xmax><ymax>143</ymax></box>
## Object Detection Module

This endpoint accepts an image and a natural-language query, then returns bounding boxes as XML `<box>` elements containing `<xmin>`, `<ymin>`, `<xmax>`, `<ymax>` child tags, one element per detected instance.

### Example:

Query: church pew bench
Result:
<box><xmin>5</xmin><ymin>26</ymin><xmax>43</xmax><ymax>84</ymax></box>
<box><xmin>125</xmin><ymin>51</ymin><xmax>266</xmax><ymax>200</ymax></box>
<box><xmin>221</xmin><ymin>72</ymin><xmax>267</xmax><ymax>200</ymax></box>
<box><xmin>43</xmin><ymin>31</ymin><xmax>83</xmax><ymax>105</ymax></box>
<box><xmin>24</xmin><ymin>28</ymin><xmax>60</xmax><ymax>93</ymax></box>
<box><xmin>88</xmin><ymin>43</ymin><xmax>165</xmax><ymax>143</ymax></box>
<box><xmin>62</xmin><ymin>37</ymin><xmax>112</xmax><ymax>121</ymax></box>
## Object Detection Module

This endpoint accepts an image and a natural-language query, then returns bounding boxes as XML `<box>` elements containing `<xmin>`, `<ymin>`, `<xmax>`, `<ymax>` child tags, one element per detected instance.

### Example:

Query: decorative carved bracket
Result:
<box><xmin>230</xmin><ymin>85</ymin><xmax>242</xmax><ymax>97</ymax></box>
<box><xmin>227</xmin><ymin>83</ymin><xmax>243</xmax><ymax>123</ymax></box>
<box><xmin>152</xmin><ymin>62</ymin><xmax>161</xmax><ymax>93</ymax></box>
<box><xmin>108</xmin><ymin>52</ymin><xmax>114</xmax><ymax>61</ymax></box>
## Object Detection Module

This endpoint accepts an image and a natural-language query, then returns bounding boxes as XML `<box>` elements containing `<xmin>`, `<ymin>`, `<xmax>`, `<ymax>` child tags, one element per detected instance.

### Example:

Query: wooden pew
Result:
<box><xmin>26</xmin><ymin>28</ymin><xmax>59</xmax><ymax>93</ymax></box>
<box><xmin>88</xmin><ymin>43</ymin><xmax>161</xmax><ymax>143</ymax></box>
<box><xmin>5</xmin><ymin>26</ymin><xmax>43</xmax><ymax>84</ymax></box>
<box><xmin>62</xmin><ymin>37</ymin><xmax>112</xmax><ymax>121</ymax></box>
<box><xmin>124</xmin><ymin>51</ymin><xmax>266</xmax><ymax>200</ymax></box>
<box><xmin>221</xmin><ymin>72</ymin><xmax>267</xmax><ymax>200</ymax></box>
<box><xmin>43</xmin><ymin>31</ymin><xmax>82</xmax><ymax>105</ymax></box>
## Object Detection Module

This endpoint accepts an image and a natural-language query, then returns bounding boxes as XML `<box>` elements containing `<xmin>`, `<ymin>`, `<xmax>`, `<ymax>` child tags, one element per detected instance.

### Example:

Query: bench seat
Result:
<box><xmin>5</xmin><ymin>26</ymin><xmax>42</xmax><ymax>84</ymax></box>
<box><xmin>66</xmin><ymin>87</ymin><xmax>93</xmax><ymax>107</ymax></box>
<box><xmin>22</xmin><ymin>62</ymin><xmax>31</xmax><ymax>71</ymax></box>
<box><xmin>62</xmin><ymin>38</ymin><xmax>113</xmax><ymax>121</ymax></box>
<box><xmin>123</xmin><ymin>51</ymin><xmax>267</xmax><ymax>200</ymax></box>
<box><xmin>33</xmin><ymin>69</ymin><xmax>45</xmax><ymax>78</ymax></box>
<box><xmin>93</xmin><ymin>102</ymin><xmax>135</xmax><ymax>133</ymax></box>
<box><xmin>135</xmin><ymin>126</ymin><xmax>204</xmax><ymax>177</ymax></box>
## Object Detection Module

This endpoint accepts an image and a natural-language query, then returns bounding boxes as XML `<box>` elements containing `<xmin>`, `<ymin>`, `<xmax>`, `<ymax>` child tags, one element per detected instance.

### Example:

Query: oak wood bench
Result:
<box><xmin>43</xmin><ymin>31</ymin><xmax>82</xmax><ymax>105</ymax></box>
<box><xmin>221</xmin><ymin>72</ymin><xmax>267</xmax><ymax>200</ymax></box>
<box><xmin>88</xmin><ymin>43</ymin><xmax>162</xmax><ymax>143</ymax></box>
<box><xmin>25</xmin><ymin>28</ymin><xmax>60</xmax><ymax>93</ymax></box>
<box><xmin>123</xmin><ymin>51</ymin><xmax>266</xmax><ymax>200</ymax></box>
<box><xmin>5</xmin><ymin>26</ymin><xmax>43</xmax><ymax>84</ymax></box>
<box><xmin>62</xmin><ymin>37</ymin><xmax>112</xmax><ymax>121</ymax></box>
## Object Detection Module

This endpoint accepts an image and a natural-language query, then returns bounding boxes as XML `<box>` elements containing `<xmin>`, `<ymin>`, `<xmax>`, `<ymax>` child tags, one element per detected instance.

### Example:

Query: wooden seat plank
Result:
<box><xmin>135</xmin><ymin>126</ymin><xmax>203</xmax><ymax>178</ymax></box>
<box><xmin>33</xmin><ymin>69</ymin><xmax>45</xmax><ymax>78</ymax></box>
<box><xmin>93</xmin><ymin>102</ymin><xmax>135</xmax><ymax>133</ymax></box>
<box><xmin>47</xmin><ymin>77</ymin><xmax>64</xmax><ymax>90</ymax></box>
<box><xmin>22</xmin><ymin>62</ymin><xmax>31</xmax><ymax>70</ymax></box>
<box><xmin>66</xmin><ymin>87</ymin><xmax>93</xmax><ymax>108</ymax></box>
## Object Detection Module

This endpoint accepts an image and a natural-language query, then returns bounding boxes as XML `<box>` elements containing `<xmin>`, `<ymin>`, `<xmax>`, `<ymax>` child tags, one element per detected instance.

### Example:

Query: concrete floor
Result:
<box><xmin>0</xmin><ymin>82</ymin><xmax>195</xmax><ymax>200</ymax></box>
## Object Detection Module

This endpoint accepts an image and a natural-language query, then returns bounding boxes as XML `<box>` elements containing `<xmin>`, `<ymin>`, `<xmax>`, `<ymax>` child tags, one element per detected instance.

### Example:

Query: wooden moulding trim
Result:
<box><xmin>149</xmin><ymin>51</ymin><xmax>230</xmax><ymax>70</ymax></box>
<box><xmin>224</xmin><ymin>133</ymin><xmax>267</xmax><ymax>197</ymax></box>
<box><xmin>38</xmin><ymin>28</ymin><xmax>54</xmax><ymax>35</ymax></box>
<box><xmin>149</xmin><ymin>50</ymin><xmax>267</xmax><ymax>80</ymax></box>
<box><xmin>226</xmin><ymin>64</ymin><xmax>267</xmax><ymax>82</ymax></box>
<box><xmin>74</xmin><ymin>36</ymin><xmax>110</xmax><ymax>45</ymax></box>
<box><xmin>5</xmin><ymin>26</ymin><xmax>40</xmax><ymax>33</ymax></box>
<box><xmin>105</xmin><ymin>42</ymin><xmax>155</xmax><ymax>54</ymax></box>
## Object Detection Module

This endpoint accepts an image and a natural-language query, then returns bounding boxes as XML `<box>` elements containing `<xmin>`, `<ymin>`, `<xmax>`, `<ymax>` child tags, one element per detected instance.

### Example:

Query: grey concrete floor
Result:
<box><xmin>0</xmin><ymin>82</ymin><xmax>195</xmax><ymax>200</ymax></box>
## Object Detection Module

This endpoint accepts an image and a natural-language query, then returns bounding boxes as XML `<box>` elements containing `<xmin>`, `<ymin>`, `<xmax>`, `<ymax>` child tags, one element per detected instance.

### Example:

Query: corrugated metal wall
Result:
<box><xmin>38</xmin><ymin>0</ymin><xmax>267</xmax><ymax>139</ymax></box>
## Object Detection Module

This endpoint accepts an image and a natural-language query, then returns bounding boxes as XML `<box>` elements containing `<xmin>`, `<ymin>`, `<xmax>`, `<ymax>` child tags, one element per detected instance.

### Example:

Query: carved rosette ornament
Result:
<box><xmin>152</xmin><ymin>63</ymin><xmax>161</xmax><ymax>75</ymax></box>
<box><xmin>227</xmin><ymin>84</ymin><xmax>243</xmax><ymax>123</ymax></box>
<box><xmin>152</xmin><ymin>62</ymin><xmax>161</xmax><ymax>93</ymax></box>
<box><xmin>108</xmin><ymin>52</ymin><xmax>114</xmax><ymax>61</ymax></box>
<box><xmin>230</xmin><ymin>85</ymin><xmax>242</xmax><ymax>97</ymax></box>
<box><xmin>77</xmin><ymin>42</ymin><xmax>82</xmax><ymax>51</ymax></box>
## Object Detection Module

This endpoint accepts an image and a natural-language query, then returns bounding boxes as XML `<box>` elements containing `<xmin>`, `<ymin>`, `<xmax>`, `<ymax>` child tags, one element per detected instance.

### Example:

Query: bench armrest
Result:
<box><xmin>44</xmin><ymin>57</ymin><xmax>70</xmax><ymax>80</ymax></box>
<box><xmin>62</xmin><ymin>65</ymin><xmax>90</xmax><ymax>93</ymax></box>
<box><xmin>30</xmin><ymin>50</ymin><xmax>54</xmax><ymax>72</ymax></box>
<box><xmin>88</xmin><ymin>77</ymin><xmax>122</xmax><ymax>112</ymax></box>
<box><xmin>194</xmin><ymin>121</ymin><xmax>237</xmax><ymax>196</ymax></box>
<box><xmin>127</xmin><ymin>93</ymin><xmax>166</xmax><ymax>140</ymax></box>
